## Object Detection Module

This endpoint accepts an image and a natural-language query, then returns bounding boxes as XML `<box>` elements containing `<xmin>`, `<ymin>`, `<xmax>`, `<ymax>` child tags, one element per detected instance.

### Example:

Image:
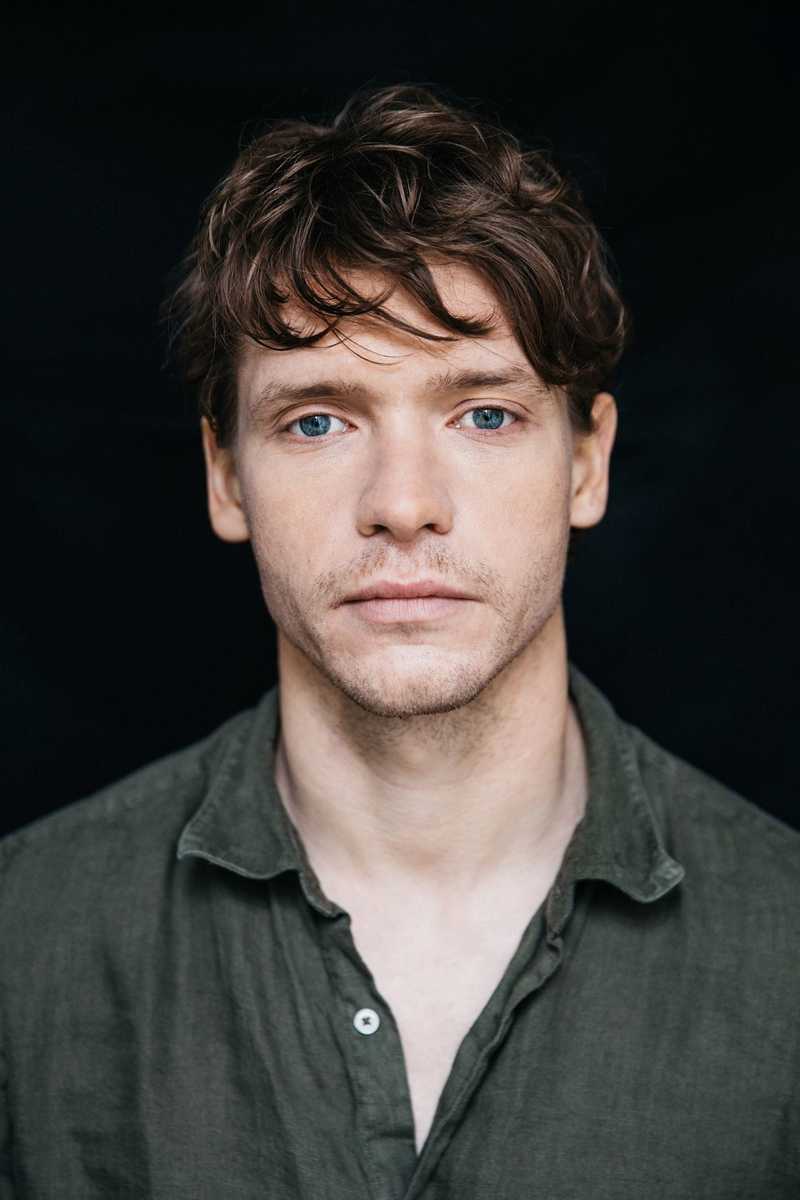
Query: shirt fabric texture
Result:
<box><xmin>1</xmin><ymin>661</ymin><xmax>798</xmax><ymax>1199</ymax></box>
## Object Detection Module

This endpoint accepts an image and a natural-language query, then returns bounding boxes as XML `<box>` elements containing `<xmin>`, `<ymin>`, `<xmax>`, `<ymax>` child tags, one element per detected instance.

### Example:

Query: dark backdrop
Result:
<box><xmin>4</xmin><ymin>4</ymin><xmax>798</xmax><ymax>838</ymax></box>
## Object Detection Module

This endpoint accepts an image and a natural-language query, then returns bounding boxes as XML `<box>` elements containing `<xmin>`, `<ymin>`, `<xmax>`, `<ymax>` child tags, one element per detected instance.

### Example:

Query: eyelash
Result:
<box><xmin>279</xmin><ymin>406</ymin><xmax>522</xmax><ymax>441</ymax></box>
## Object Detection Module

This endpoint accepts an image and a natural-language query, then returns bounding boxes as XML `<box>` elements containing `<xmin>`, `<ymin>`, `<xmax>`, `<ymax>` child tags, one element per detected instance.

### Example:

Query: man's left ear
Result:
<box><xmin>569</xmin><ymin>392</ymin><xmax>618</xmax><ymax>530</ymax></box>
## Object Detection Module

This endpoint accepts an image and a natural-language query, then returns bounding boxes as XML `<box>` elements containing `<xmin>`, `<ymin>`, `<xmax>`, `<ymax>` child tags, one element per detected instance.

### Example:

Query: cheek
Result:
<box><xmin>239</xmin><ymin>464</ymin><xmax>337</xmax><ymax>589</ymax></box>
<box><xmin>505</xmin><ymin>447</ymin><xmax>572</xmax><ymax>529</ymax></box>
<box><xmin>237</xmin><ymin>436</ymin><xmax>571</xmax><ymax>563</ymax></box>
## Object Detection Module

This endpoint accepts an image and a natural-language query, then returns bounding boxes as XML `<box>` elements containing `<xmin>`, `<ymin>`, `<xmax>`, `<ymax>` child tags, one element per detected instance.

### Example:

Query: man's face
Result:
<box><xmin>203</xmin><ymin>260</ymin><xmax>615</xmax><ymax>719</ymax></box>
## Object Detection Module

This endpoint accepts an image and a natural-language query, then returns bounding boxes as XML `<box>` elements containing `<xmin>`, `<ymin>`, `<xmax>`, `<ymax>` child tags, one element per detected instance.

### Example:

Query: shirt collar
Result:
<box><xmin>176</xmin><ymin>661</ymin><xmax>685</xmax><ymax>921</ymax></box>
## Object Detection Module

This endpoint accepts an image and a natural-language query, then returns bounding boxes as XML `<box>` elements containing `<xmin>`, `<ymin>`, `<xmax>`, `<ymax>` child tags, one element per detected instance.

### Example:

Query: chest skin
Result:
<box><xmin>341</xmin><ymin>865</ymin><xmax>562</xmax><ymax>1155</ymax></box>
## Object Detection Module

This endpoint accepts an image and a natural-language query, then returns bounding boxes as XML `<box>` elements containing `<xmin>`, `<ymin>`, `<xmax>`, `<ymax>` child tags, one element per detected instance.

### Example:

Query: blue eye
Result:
<box><xmin>282</xmin><ymin>406</ymin><xmax>519</xmax><ymax>440</ymax></box>
<box><xmin>459</xmin><ymin>407</ymin><xmax>516</xmax><ymax>432</ymax></box>
<box><xmin>289</xmin><ymin>413</ymin><xmax>347</xmax><ymax>439</ymax></box>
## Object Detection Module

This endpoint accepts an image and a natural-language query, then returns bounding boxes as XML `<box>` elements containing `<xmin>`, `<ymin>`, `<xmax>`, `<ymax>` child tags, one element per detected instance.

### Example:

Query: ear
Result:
<box><xmin>569</xmin><ymin>392</ymin><xmax>618</xmax><ymax>529</ymax></box>
<box><xmin>200</xmin><ymin>417</ymin><xmax>250</xmax><ymax>543</ymax></box>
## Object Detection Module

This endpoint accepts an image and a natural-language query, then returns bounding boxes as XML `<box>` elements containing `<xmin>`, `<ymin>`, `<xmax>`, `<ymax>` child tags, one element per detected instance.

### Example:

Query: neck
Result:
<box><xmin>272</xmin><ymin>607</ymin><xmax>588</xmax><ymax>898</ymax></box>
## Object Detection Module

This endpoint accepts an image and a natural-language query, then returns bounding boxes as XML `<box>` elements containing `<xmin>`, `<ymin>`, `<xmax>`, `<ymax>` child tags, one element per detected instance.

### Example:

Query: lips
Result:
<box><xmin>342</xmin><ymin>579</ymin><xmax>475</xmax><ymax>603</ymax></box>
<box><xmin>342</xmin><ymin>594</ymin><xmax>473</xmax><ymax>623</ymax></box>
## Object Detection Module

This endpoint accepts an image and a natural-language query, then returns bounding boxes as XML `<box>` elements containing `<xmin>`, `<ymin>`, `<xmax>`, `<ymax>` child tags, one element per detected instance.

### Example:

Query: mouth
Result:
<box><xmin>341</xmin><ymin>595</ymin><xmax>475</xmax><ymax>623</ymax></box>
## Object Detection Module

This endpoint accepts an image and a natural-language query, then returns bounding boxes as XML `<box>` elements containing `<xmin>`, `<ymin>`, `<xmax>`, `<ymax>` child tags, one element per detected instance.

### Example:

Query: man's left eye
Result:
<box><xmin>456</xmin><ymin>407</ymin><xmax>518</xmax><ymax>432</ymax></box>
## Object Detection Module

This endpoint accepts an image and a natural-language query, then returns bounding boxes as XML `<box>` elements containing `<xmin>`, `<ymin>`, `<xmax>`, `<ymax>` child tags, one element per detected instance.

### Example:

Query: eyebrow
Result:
<box><xmin>248</xmin><ymin>365</ymin><xmax>546</xmax><ymax>423</ymax></box>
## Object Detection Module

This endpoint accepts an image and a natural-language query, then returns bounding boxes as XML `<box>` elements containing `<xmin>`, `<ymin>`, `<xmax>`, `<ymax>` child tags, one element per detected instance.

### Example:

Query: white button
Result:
<box><xmin>353</xmin><ymin>1007</ymin><xmax>380</xmax><ymax>1035</ymax></box>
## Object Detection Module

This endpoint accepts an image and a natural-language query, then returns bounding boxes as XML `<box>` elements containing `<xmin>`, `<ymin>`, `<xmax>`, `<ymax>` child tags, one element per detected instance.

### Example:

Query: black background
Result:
<box><xmin>4</xmin><ymin>4</ymin><xmax>798</xmax><ymax>837</ymax></box>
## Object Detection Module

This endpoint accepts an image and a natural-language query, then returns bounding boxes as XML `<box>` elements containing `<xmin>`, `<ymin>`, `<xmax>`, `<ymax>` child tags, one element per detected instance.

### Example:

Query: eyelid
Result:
<box><xmin>280</xmin><ymin>402</ymin><xmax>524</xmax><ymax>436</ymax></box>
<box><xmin>453</xmin><ymin>404</ymin><xmax>522</xmax><ymax>428</ymax></box>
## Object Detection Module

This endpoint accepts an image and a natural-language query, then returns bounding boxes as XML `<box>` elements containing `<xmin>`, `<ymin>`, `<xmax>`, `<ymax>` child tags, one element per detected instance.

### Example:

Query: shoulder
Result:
<box><xmin>0</xmin><ymin>704</ymin><xmax>256</xmax><ymax>917</ymax></box>
<box><xmin>623</xmin><ymin>715</ymin><xmax>800</xmax><ymax>921</ymax></box>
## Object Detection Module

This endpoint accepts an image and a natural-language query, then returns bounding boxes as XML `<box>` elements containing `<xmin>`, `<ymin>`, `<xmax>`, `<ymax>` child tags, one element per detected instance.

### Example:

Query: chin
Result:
<box><xmin>320</xmin><ymin>652</ymin><xmax>499</xmax><ymax>720</ymax></box>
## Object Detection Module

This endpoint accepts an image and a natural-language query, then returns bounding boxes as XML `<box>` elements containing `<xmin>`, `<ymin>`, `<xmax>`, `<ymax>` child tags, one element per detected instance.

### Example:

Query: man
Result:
<box><xmin>1</xmin><ymin>84</ymin><xmax>797</xmax><ymax>1198</ymax></box>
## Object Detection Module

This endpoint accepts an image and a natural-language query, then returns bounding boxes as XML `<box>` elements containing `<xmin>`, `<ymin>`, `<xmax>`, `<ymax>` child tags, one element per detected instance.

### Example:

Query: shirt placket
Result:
<box><xmin>319</xmin><ymin>909</ymin><xmax>419</xmax><ymax>1200</ymax></box>
<box><xmin>282</xmin><ymin>793</ymin><xmax>591</xmax><ymax>1200</ymax></box>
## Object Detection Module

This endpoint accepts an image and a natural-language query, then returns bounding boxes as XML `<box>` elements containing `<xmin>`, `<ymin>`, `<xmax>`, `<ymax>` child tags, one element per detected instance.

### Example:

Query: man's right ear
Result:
<box><xmin>200</xmin><ymin>417</ymin><xmax>250</xmax><ymax>543</ymax></box>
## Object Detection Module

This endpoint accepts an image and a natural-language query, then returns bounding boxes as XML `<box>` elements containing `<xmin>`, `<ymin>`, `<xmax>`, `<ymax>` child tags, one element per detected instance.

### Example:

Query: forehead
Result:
<box><xmin>237</xmin><ymin>260</ymin><xmax>542</xmax><ymax>404</ymax></box>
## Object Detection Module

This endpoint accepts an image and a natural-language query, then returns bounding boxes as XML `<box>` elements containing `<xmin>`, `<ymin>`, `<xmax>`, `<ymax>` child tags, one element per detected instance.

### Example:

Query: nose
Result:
<box><xmin>354</xmin><ymin>419</ymin><xmax>455</xmax><ymax>542</ymax></box>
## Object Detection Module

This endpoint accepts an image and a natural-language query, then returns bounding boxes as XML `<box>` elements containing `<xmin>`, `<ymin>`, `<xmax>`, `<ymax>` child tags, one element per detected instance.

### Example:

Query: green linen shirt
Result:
<box><xmin>1</xmin><ymin>662</ymin><xmax>798</xmax><ymax>1198</ymax></box>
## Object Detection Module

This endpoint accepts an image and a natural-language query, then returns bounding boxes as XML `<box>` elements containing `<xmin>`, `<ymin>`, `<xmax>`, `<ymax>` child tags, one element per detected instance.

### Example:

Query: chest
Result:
<box><xmin>346</xmin><ymin>893</ymin><xmax>550</xmax><ymax>1154</ymax></box>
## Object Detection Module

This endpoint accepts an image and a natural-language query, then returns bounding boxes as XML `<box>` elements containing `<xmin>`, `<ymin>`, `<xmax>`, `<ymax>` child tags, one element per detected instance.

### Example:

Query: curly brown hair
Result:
<box><xmin>160</xmin><ymin>83</ymin><xmax>628</xmax><ymax>450</ymax></box>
